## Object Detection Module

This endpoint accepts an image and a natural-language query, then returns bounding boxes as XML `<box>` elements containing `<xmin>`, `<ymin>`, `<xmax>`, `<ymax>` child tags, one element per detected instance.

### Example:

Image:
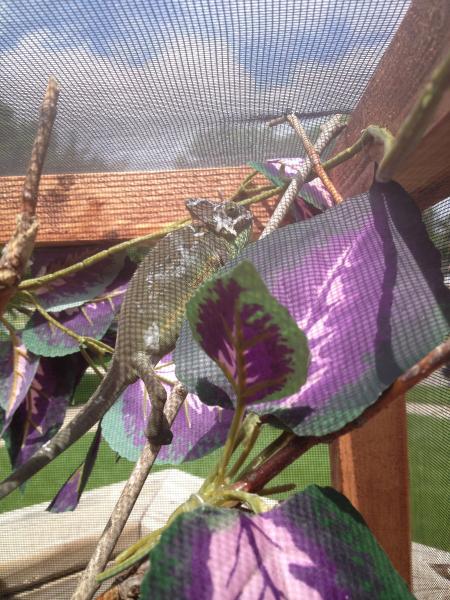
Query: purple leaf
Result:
<box><xmin>0</xmin><ymin>330</ymin><xmax>39</xmax><ymax>433</ymax></box>
<box><xmin>4</xmin><ymin>354</ymin><xmax>87</xmax><ymax>469</ymax></box>
<box><xmin>21</xmin><ymin>264</ymin><xmax>132</xmax><ymax>357</ymax></box>
<box><xmin>102</xmin><ymin>355</ymin><xmax>234</xmax><ymax>464</ymax></box>
<box><xmin>186</xmin><ymin>261</ymin><xmax>309</xmax><ymax>405</ymax></box>
<box><xmin>175</xmin><ymin>181</ymin><xmax>450</xmax><ymax>437</ymax></box>
<box><xmin>141</xmin><ymin>485</ymin><xmax>413</xmax><ymax>599</ymax></box>
<box><xmin>250</xmin><ymin>158</ymin><xmax>334</xmax><ymax>218</ymax></box>
<box><xmin>30</xmin><ymin>246</ymin><xmax>127</xmax><ymax>312</ymax></box>
<box><xmin>47</xmin><ymin>423</ymin><xmax>102</xmax><ymax>512</ymax></box>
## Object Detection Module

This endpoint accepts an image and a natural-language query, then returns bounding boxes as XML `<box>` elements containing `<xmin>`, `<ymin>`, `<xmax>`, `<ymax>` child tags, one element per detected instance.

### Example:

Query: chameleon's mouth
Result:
<box><xmin>214</xmin><ymin>213</ymin><xmax>253</xmax><ymax>240</ymax></box>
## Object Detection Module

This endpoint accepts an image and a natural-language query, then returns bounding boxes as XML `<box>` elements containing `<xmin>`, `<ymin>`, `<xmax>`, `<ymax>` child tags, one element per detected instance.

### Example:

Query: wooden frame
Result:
<box><xmin>0</xmin><ymin>0</ymin><xmax>449</xmax><ymax>590</ymax></box>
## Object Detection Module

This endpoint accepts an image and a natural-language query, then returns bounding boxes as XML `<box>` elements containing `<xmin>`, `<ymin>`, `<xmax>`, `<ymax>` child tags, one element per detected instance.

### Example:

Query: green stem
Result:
<box><xmin>79</xmin><ymin>347</ymin><xmax>105</xmax><ymax>380</ymax></box>
<box><xmin>258</xmin><ymin>483</ymin><xmax>297</xmax><ymax>496</ymax></box>
<box><xmin>215</xmin><ymin>401</ymin><xmax>246</xmax><ymax>483</ymax></box>
<box><xmin>22</xmin><ymin>291</ymin><xmax>114</xmax><ymax>356</ymax></box>
<box><xmin>377</xmin><ymin>49</ymin><xmax>450</xmax><ymax>182</ymax></box>
<box><xmin>230</xmin><ymin>169</ymin><xmax>259</xmax><ymax>200</ymax></box>
<box><xmin>236</xmin><ymin>430</ymin><xmax>294</xmax><ymax>480</ymax></box>
<box><xmin>227</xmin><ymin>415</ymin><xmax>262</xmax><ymax>479</ymax></box>
<box><xmin>19</xmin><ymin>217</ymin><xmax>190</xmax><ymax>291</ymax></box>
<box><xmin>239</xmin><ymin>185</ymin><xmax>286</xmax><ymax>208</ymax></box>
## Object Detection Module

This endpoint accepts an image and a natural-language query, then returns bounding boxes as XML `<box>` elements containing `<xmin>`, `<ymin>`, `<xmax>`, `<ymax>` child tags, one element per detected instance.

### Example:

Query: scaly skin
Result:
<box><xmin>0</xmin><ymin>199</ymin><xmax>252</xmax><ymax>500</ymax></box>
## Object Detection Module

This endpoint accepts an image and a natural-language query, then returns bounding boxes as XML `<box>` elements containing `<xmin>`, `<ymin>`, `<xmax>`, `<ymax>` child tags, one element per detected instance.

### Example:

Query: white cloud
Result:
<box><xmin>0</xmin><ymin>0</ymin><xmax>410</xmax><ymax>172</ymax></box>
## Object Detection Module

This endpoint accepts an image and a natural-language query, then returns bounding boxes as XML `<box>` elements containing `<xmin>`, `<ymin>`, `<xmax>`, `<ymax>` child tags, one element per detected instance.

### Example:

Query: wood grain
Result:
<box><xmin>0</xmin><ymin>167</ymin><xmax>279</xmax><ymax>245</ymax></box>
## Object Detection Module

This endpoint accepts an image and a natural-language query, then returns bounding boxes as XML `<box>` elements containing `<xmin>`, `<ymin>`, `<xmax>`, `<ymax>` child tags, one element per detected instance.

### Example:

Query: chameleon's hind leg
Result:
<box><xmin>133</xmin><ymin>354</ymin><xmax>173</xmax><ymax>446</ymax></box>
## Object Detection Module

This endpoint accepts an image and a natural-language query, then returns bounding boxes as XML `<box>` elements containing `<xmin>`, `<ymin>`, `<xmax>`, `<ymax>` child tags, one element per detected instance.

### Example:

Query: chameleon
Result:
<box><xmin>0</xmin><ymin>199</ymin><xmax>253</xmax><ymax>500</ymax></box>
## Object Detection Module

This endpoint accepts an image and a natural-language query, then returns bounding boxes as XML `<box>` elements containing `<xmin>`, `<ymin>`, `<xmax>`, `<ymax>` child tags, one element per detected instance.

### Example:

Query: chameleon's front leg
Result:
<box><xmin>133</xmin><ymin>353</ymin><xmax>174</xmax><ymax>446</ymax></box>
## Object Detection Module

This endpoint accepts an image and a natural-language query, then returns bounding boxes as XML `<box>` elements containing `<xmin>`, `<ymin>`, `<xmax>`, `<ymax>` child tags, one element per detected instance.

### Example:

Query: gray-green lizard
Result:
<box><xmin>0</xmin><ymin>199</ymin><xmax>253</xmax><ymax>500</ymax></box>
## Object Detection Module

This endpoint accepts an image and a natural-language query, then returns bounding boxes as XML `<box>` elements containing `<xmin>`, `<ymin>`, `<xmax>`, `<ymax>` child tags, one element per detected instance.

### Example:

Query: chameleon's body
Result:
<box><xmin>0</xmin><ymin>199</ymin><xmax>252</xmax><ymax>500</ymax></box>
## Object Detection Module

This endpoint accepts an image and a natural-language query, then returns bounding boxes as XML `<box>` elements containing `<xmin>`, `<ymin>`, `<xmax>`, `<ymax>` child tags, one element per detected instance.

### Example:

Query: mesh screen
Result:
<box><xmin>0</xmin><ymin>0</ymin><xmax>409</xmax><ymax>174</ymax></box>
<box><xmin>0</xmin><ymin>1</ymin><xmax>449</xmax><ymax>599</ymax></box>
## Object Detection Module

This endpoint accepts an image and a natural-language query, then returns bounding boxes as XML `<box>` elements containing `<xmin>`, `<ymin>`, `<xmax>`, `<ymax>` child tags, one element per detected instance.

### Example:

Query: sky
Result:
<box><xmin>0</xmin><ymin>0</ymin><xmax>411</xmax><ymax>172</ymax></box>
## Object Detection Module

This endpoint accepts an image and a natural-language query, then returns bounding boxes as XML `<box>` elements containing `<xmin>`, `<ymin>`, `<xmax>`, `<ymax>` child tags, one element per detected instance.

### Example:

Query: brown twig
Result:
<box><xmin>260</xmin><ymin>114</ymin><xmax>346</xmax><ymax>238</ymax></box>
<box><xmin>0</xmin><ymin>77</ymin><xmax>59</xmax><ymax>314</ymax></box>
<box><xmin>72</xmin><ymin>384</ymin><xmax>187</xmax><ymax>600</ymax></box>
<box><xmin>286</xmin><ymin>113</ymin><xmax>343</xmax><ymax>205</ymax></box>
<box><xmin>235</xmin><ymin>337</ymin><xmax>450</xmax><ymax>493</ymax></box>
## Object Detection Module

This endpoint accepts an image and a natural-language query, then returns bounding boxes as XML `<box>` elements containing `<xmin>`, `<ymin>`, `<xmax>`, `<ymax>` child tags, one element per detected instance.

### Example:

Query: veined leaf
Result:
<box><xmin>102</xmin><ymin>355</ymin><xmax>233</xmax><ymax>464</ymax></box>
<box><xmin>47</xmin><ymin>423</ymin><xmax>102</xmax><ymax>512</ymax></box>
<box><xmin>22</xmin><ymin>268</ymin><xmax>131</xmax><ymax>357</ymax></box>
<box><xmin>30</xmin><ymin>247</ymin><xmax>128</xmax><ymax>312</ymax></box>
<box><xmin>141</xmin><ymin>485</ymin><xmax>413</xmax><ymax>599</ymax></box>
<box><xmin>0</xmin><ymin>329</ymin><xmax>39</xmax><ymax>433</ymax></box>
<box><xmin>185</xmin><ymin>261</ymin><xmax>309</xmax><ymax>405</ymax></box>
<box><xmin>3</xmin><ymin>354</ymin><xmax>87</xmax><ymax>469</ymax></box>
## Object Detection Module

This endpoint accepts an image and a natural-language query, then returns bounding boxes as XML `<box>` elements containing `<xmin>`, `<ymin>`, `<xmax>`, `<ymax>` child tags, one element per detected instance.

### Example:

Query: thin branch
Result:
<box><xmin>19</xmin><ymin>217</ymin><xmax>190</xmax><ymax>291</ymax></box>
<box><xmin>260</xmin><ymin>114</ymin><xmax>347</xmax><ymax>238</ymax></box>
<box><xmin>286</xmin><ymin>113</ymin><xmax>343</xmax><ymax>205</ymax></box>
<box><xmin>22</xmin><ymin>77</ymin><xmax>60</xmax><ymax>217</ymax></box>
<box><xmin>377</xmin><ymin>48</ymin><xmax>450</xmax><ymax>182</ymax></box>
<box><xmin>23</xmin><ymin>291</ymin><xmax>114</xmax><ymax>356</ymax></box>
<box><xmin>236</xmin><ymin>337</ymin><xmax>450</xmax><ymax>493</ymax></box>
<box><xmin>0</xmin><ymin>78</ymin><xmax>59</xmax><ymax>314</ymax></box>
<box><xmin>72</xmin><ymin>384</ymin><xmax>187</xmax><ymax>600</ymax></box>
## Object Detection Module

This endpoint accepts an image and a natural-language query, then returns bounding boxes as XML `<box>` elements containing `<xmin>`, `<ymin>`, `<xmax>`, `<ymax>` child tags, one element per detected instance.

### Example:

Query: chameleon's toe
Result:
<box><xmin>147</xmin><ymin>427</ymin><xmax>173</xmax><ymax>446</ymax></box>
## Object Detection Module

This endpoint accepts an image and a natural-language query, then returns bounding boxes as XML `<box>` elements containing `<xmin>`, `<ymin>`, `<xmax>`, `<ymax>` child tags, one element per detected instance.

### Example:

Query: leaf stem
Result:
<box><xmin>227</xmin><ymin>415</ymin><xmax>262</xmax><ymax>479</ymax></box>
<box><xmin>19</xmin><ymin>217</ymin><xmax>190</xmax><ymax>291</ymax></box>
<box><xmin>22</xmin><ymin>291</ymin><xmax>114</xmax><ymax>356</ymax></box>
<box><xmin>215</xmin><ymin>401</ymin><xmax>246</xmax><ymax>483</ymax></box>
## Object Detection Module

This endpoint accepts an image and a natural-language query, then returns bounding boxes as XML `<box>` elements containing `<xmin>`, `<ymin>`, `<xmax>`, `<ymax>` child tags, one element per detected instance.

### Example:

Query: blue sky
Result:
<box><xmin>0</xmin><ymin>0</ymin><xmax>411</xmax><ymax>170</ymax></box>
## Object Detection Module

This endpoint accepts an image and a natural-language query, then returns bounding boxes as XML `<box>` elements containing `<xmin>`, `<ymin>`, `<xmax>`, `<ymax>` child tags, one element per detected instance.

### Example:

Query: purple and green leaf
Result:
<box><xmin>141</xmin><ymin>485</ymin><xmax>413</xmax><ymax>599</ymax></box>
<box><xmin>185</xmin><ymin>261</ymin><xmax>309</xmax><ymax>405</ymax></box>
<box><xmin>30</xmin><ymin>246</ymin><xmax>127</xmax><ymax>312</ymax></box>
<box><xmin>175</xmin><ymin>181</ymin><xmax>450</xmax><ymax>437</ymax></box>
<box><xmin>102</xmin><ymin>355</ymin><xmax>234</xmax><ymax>464</ymax></box>
<box><xmin>47</xmin><ymin>422</ymin><xmax>102</xmax><ymax>512</ymax></box>
<box><xmin>3</xmin><ymin>354</ymin><xmax>87</xmax><ymax>469</ymax></box>
<box><xmin>0</xmin><ymin>330</ymin><xmax>39</xmax><ymax>433</ymax></box>
<box><xmin>21</xmin><ymin>264</ymin><xmax>132</xmax><ymax>357</ymax></box>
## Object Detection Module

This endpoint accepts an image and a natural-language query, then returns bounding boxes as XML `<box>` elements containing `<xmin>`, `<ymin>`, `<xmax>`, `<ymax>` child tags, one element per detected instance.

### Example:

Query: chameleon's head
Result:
<box><xmin>186</xmin><ymin>198</ymin><xmax>253</xmax><ymax>241</ymax></box>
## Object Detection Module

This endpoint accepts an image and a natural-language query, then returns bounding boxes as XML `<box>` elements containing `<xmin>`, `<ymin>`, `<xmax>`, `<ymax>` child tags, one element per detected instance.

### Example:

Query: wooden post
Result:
<box><xmin>329</xmin><ymin>0</ymin><xmax>450</xmax><ymax>588</ymax></box>
<box><xmin>329</xmin><ymin>397</ymin><xmax>411</xmax><ymax>584</ymax></box>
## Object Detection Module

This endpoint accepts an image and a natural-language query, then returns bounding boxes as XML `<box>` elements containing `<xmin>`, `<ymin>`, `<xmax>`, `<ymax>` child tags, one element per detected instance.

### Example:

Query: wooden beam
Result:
<box><xmin>0</xmin><ymin>167</ymin><xmax>278</xmax><ymax>245</ymax></box>
<box><xmin>330</xmin><ymin>0</ymin><xmax>450</xmax><ymax>211</ymax></box>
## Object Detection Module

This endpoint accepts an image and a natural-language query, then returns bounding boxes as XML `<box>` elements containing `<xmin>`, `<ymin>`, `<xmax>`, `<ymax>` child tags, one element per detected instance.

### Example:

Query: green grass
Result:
<box><xmin>406</xmin><ymin>383</ymin><xmax>450</xmax><ymax>407</ymax></box>
<box><xmin>1</xmin><ymin>413</ymin><xmax>448</xmax><ymax>555</ymax></box>
<box><xmin>0</xmin><ymin>427</ymin><xmax>330</xmax><ymax>514</ymax></box>
<box><xmin>407</xmin><ymin>414</ymin><xmax>450</xmax><ymax>552</ymax></box>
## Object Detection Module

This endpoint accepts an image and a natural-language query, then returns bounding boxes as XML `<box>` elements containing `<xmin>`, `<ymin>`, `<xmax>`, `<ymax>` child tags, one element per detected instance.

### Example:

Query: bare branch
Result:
<box><xmin>0</xmin><ymin>77</ymin><xmax>59</xmax><ymax>314</ymax></box>
<box><xmin>72</xmin><ymin>384</ymin><xmax>187</xmax><ymax>600</ymax></box>
<box><xmin>260</xmin><ymin>114</ymin><xmax>346</xmax><ymax>238</ymax></box>
<box><xmin>286</xmin><ymin>114</ymin><xmax>343</xmax><ymax>205</ymax></box>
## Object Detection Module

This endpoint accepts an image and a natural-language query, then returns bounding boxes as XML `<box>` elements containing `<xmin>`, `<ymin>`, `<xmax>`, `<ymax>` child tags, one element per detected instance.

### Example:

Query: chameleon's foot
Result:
<box><xmin>146</xmin><ymin>425</ymin><xmax>173</xmax><ymax>446</ymax></box>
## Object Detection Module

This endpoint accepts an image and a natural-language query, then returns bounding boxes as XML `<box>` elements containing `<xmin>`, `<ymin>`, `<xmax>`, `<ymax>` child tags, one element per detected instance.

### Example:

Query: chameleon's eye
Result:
<box><xmin>223</xmin><ymin>203</ymin><xmax>240</xmax><ymax>217</ymax></box>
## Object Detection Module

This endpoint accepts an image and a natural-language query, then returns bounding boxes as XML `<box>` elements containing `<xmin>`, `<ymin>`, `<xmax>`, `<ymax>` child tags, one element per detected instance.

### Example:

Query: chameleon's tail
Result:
<box><xmin>0</xmin><ymin>359</ymin><xmax>128</xmax><ymax>501</ymax></box>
